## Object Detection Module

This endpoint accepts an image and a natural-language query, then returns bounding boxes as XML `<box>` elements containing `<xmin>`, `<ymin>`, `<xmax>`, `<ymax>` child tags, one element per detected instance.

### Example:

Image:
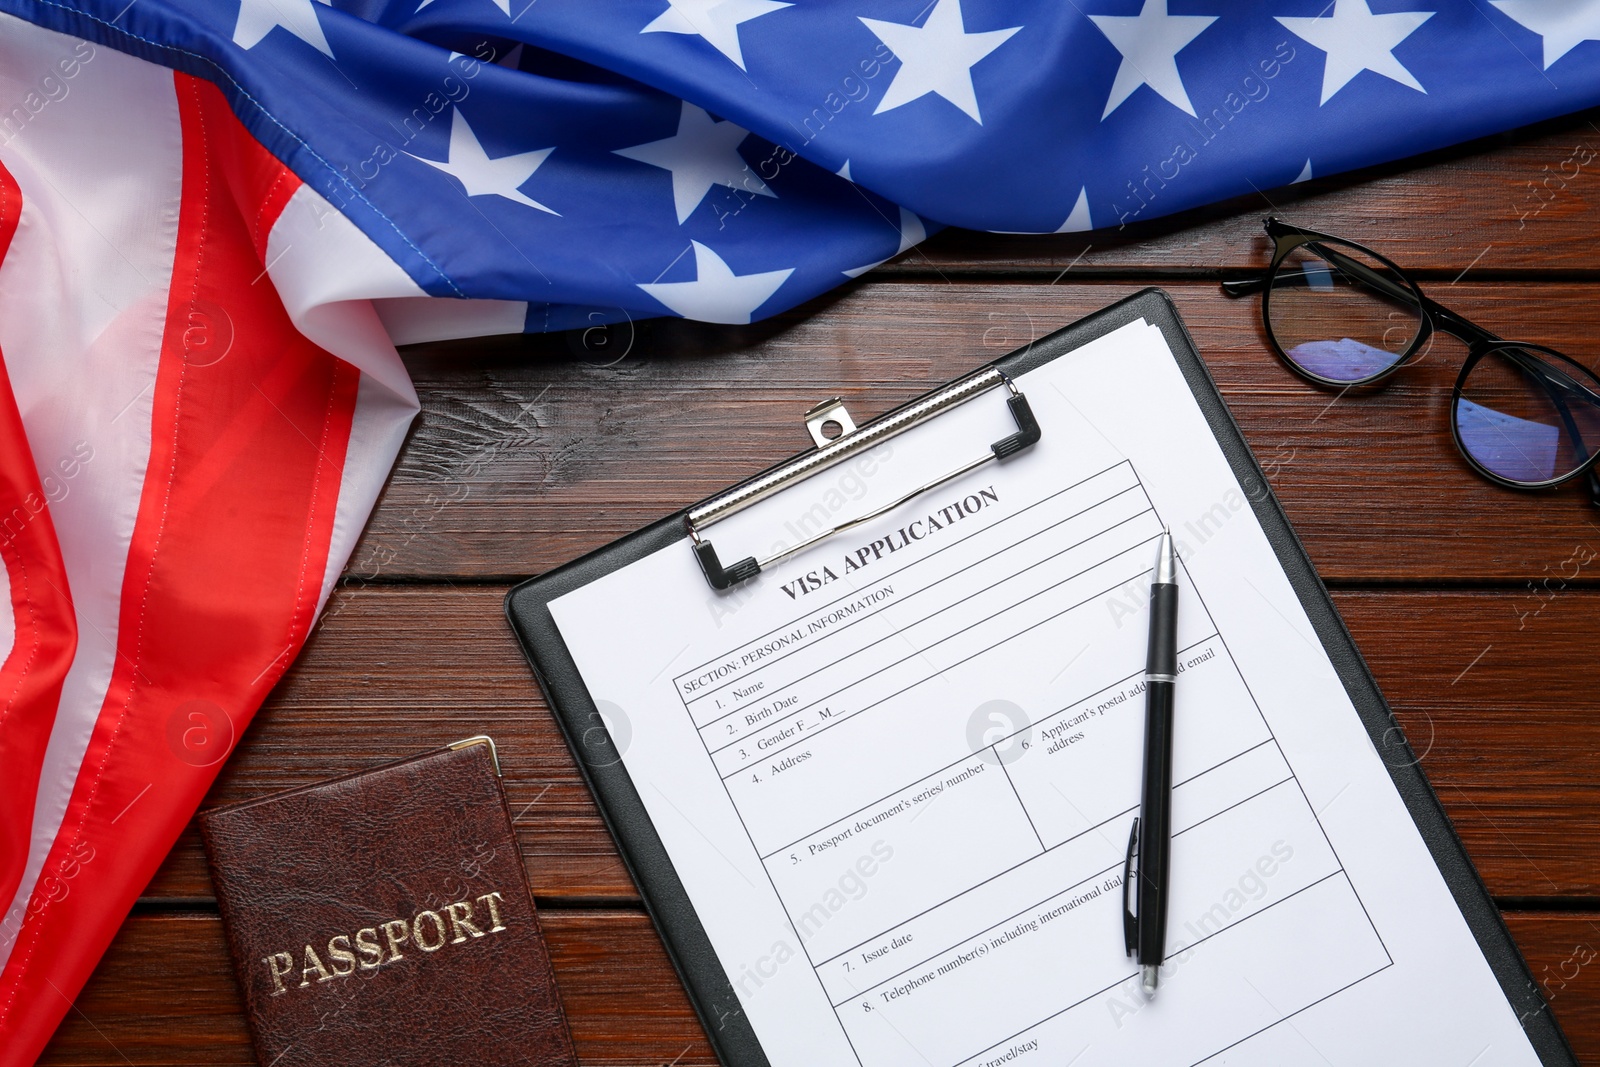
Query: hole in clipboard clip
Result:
<box><xmin>804</xmin><ymin>398</ymin><xmax>857</xmax><ymax>448</ymax></box>
<box><xmin>686</xmin><ymin>368</ymin><xmax>1041</xmax><ymax>591</ymax></box>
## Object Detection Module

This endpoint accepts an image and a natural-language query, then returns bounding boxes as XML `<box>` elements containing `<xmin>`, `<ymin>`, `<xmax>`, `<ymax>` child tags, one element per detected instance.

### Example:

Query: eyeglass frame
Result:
<box><xmin>1221</xmin><ymin>216</ymin><xmax>1600</xmax><ymax>505</ymax></box>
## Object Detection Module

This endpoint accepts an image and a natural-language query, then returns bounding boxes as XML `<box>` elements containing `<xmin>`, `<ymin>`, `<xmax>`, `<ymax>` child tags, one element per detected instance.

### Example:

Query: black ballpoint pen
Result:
<box><xmin>1123</xmin><ymin>530</ymin><xmax>1178</xmax><ymax>997</ymax></box>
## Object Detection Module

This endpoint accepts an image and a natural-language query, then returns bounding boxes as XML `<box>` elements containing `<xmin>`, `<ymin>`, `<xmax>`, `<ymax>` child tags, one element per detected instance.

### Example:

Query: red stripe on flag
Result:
<box><xmin>0</xmin><ymin>158</ymin><xmax>78</xmax><ymax>947</ymax></box>
<box><xmin>0</xmin><ymin>74</ymin><xmax>358</xmax><ymax>1061</ymax></box>
<box><xmin>209</xmin><ymin>102</ymin><xmax>301</xmax><ymax>262</ymax></box>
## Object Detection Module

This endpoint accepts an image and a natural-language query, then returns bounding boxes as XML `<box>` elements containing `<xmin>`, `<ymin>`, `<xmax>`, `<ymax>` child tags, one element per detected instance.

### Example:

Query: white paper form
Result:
<box><xmin>547</xmin><ymin>320</ymin><xmax>1542</xmax><ymax>1067</ymax></box>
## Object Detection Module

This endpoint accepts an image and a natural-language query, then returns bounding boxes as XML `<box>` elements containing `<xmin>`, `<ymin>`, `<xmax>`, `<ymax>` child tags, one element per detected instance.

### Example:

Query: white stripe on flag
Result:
<box><xmin>265</xmin><ymin>178</ymin><xmax>528</xmax><ymax>346</ymax></box>
<box><xmin>263</xmin><ymin>185</ymin><xmax>421</xmax><ymax>606</ymax></box>
<box><xmin>375</xmin><ymin>295</ymin><xmax>529</xmax><ymax>346</ymax></box>
<box><xmin>0</xmin><ymin>15</ymin><xmax>179</xmax><ymax>974</ymax></box>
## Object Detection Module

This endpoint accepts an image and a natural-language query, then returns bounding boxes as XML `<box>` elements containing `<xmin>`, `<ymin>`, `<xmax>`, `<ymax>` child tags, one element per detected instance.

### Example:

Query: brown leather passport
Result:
<box><xmin>199</xmin><ymin>738</ymin><xmax>578</xmax><ymax>1067</ymax></box>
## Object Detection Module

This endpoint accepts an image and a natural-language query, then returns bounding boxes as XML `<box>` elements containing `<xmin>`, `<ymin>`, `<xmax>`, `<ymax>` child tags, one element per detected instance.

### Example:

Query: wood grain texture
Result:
<box><xmin>49</xmin><ymin>110</ymin><xmax>1600</xmax><ymax>1062</ymax></box>
<box><xmin>36</xmin><ymin>913</ymin><xmax>718</xmax><ymax>1067</ymax></box>
<box><xmin>885</xmin><ymin>109</ymin><xmax>1600</xmax><ymax>276</ymax></box>
<box><xmin>355</xmin><ymin>281</ymin><xmax>1600</xmax><ymax>584</ymax></box>
<box><xmin>140</xmin><ymin>585</ymin><xmax>1600</xmax><ymax>903</ymax></box>
<box><xmin>38</xmin><ymin>911</ymin><xmax>1600</xmax><ymax>1067</ymax></box>
<box><xmin>1511</xmin><ymin>912</ymin><xmax>1600</xmax><ymax>1065</ymax></box>
<box><xmin>1341</xmin><ymin>592</ymin><xmax>1600</xmax><ymax>901</ymax></box>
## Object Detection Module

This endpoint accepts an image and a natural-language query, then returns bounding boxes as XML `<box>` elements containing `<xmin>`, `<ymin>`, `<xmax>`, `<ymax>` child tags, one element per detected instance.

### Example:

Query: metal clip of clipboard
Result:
<box><xmin>685</xmin><ymin>366</ymin><xmax>1041</xmax><ymax>591</ymax></box>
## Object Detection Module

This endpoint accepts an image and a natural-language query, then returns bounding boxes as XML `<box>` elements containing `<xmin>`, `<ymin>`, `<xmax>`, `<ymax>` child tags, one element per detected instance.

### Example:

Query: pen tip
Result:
<box><xmin>1155</xmin><ymin>530</ymin><xmax>1176</xmax><ymax>584</ymax></box>
<box><xmin>1142</xmin><ymin>964</ymin><xmax>1159</xmax><ymax>996</ymax></box>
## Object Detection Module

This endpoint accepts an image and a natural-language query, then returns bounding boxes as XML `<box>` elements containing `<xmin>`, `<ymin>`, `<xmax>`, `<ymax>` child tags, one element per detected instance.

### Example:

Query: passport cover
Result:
<box><xmin>199</xmin><ymin>739</ymin><xmax>578</xmax><ymax>1067</ymax></box>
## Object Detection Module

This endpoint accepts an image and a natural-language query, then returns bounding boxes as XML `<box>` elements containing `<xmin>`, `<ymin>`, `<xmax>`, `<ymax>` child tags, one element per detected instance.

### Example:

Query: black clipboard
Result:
<box><xmin>504</xmin><ymin>288</ymin><xmax>1576</xmax><ymax>1067</ymax></box>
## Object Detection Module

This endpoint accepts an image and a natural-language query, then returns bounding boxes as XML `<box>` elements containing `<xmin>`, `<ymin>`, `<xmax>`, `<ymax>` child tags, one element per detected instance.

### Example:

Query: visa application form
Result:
<box><xmin>547</xmin><ymin>319</ymin><xmax>1542</xmax><ymax>1067</ymax></box>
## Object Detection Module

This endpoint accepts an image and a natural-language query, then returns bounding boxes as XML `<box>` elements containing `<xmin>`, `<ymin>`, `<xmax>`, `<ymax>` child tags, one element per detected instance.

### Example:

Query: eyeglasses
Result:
<box><xmin>1222</xmin><ymin>217</ymin><xmax>1600</xmax><ymax>505</ymax></box>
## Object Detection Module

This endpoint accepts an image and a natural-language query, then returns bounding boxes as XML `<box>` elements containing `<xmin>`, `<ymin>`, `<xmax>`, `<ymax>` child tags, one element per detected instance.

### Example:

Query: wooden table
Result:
<box><xmin>40</xmin><ymin>111</ymin><xmax>1600</xmax><ymax>1065</ymax></box>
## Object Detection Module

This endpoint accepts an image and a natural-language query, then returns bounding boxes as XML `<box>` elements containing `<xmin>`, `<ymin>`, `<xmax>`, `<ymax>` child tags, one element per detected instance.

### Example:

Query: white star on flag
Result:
<box><xmin>639</xmin><ymin>241</ymin><xmax>794</xmax><ymax>323</ymax></box>
<box><xmin>987</xmin><ymin>187</ymin><xmax>1092</xmax><ymax>234</ymax></box>
<box><xmin>642</xmin><ymin>0</ymin><xmax>792</xmax><ymax>71</ymax></box>
<box><xmin>1057</xmin><ymin>187</ymin><xmax>1093</xmax><ymax>232</ymax></box>
<box><xmin>614</xmin><ymin>102</ymin><xmax>774</xmax><ymax>224</ymax></box>
<box><xmin>1089</xmin><ymin>0</ymin><xmax>1217</xmax><ymax>119</ymax></box>
<box><xmin>1278</xmin><ymin>0</ymin><xmax>1433</xmax><ymax>105</ymax></box>
<box><xmin>233</xmin><ymin>0</ymin><xmax>333</xmax><ymax>57</ymax></box>
<box><xmin>410</xmin><ymin>109</ymin><xmax>559</xmax><ymax>214</ymax></box>
<box><xmin>1490</xmin><ymin>0</ymin><xmax>1600</xmax><ymax>69</ymax></box>
<box><xmin>843</xmin><ymin>207</ymin><xmax>926</xmax><ymax>277</ymax></box>
<box><xmin>861</xmin><ymin>0</ymin><xmax>1022</xmax><ymax>123</ymax></box>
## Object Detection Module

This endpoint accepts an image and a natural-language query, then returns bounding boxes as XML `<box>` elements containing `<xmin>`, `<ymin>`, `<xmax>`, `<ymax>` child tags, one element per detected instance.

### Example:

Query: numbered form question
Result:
<box><xmin>548</xmin><ymin>320</ymin><xmax>1542</xmax><ymax>1067</ymax></box>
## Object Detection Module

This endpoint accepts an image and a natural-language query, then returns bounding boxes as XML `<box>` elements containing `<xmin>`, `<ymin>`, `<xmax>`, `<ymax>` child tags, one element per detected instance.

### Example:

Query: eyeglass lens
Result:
<box><xmin>1266</xmin><ymin>240</ymin><xmax>1424</xmax><ymax>384</ymax></box>
<box><xmin>1455</xmin><ymin>345</ymin><xmax>1600</xmax><ymax>485</ymax></box>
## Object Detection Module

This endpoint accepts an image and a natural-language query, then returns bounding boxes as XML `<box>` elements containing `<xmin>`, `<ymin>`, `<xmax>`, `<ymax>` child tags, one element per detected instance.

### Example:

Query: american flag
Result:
<box><xmin>0</xmin><ymin>0</ymin><xmax>1597</xmax><ymax>1058</ymax></box>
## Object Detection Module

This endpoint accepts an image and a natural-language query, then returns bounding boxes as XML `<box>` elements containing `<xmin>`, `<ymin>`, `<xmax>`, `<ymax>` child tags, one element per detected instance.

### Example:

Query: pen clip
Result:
<box><xmin>1122</xmin><ymin>817</ymin><xmax>1139</xmax><ymax>957</ymax></box>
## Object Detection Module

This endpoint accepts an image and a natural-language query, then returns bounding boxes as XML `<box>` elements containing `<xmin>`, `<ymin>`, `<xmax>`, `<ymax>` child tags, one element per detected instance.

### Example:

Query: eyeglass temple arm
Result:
<box><xmin>1219</xmin><ymin>276</ymin><xmax>1267</xmax><ymax>298</ymax></box>
<box><xmin>1224</xmin><ymin>246</ymin><xmax>1534</xmax><ymax>357</ymax></box>
<box><xmin>1535</xmin><ymin>384</ymin><xmax>1600</xmax><ymax>507</ymax></box>
<box><xmin>1552</xmin><ymin>369</ymin><xmax>1600</xmax><ymax>505</ymax></box>
<box><xmin>1220</xmin><ymin>242</ymin><xmax>1422</xmax><ymax>307</ymax></box>
<box><xmin>1485</xmin><ymin>340</ymin><xmax>1600</xmax><ymax>409</ymax></box>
